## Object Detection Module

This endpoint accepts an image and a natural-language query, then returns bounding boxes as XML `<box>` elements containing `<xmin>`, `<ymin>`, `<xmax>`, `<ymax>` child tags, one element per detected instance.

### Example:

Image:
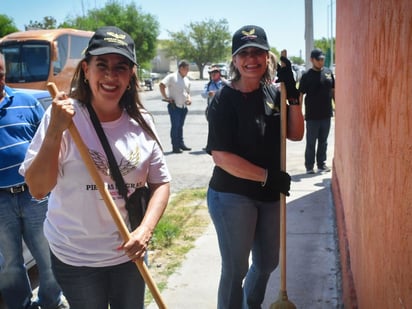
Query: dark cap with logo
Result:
<box><xmin>310</xmin><ymin>48</ymin><xmax>325</xmax><ymax>60</ymax></box>
<box><xmin>85</xmin><ymin>26</ymin><xmax>137</xmax><ymax>65</ymax></box>
<box><xmin>232</xmin><ymin>25</ymin><xmax>270</xmax><ymax>56</ymax></box>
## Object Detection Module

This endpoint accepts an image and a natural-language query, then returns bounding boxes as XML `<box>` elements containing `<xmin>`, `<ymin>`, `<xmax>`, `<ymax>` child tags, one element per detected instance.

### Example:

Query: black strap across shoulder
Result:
<box><xmin>85</xmin><ymin>103</ymin><xmax>129</xmax><ymax>201</ymax></box>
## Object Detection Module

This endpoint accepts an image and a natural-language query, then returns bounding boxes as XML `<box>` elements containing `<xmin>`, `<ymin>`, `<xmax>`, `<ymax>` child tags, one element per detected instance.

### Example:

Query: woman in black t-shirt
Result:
<box><xmin>205</xmin><ymin>25</ymin><xmax>304</xmax><ymax>309</ymax></box>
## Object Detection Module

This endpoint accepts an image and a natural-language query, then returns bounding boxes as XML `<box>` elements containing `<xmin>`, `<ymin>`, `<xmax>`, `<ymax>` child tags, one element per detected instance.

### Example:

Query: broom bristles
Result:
<box><xmin>270</xmin><ymin>290</ymin><xmax>297</xmax><ymax>309</ymax></box>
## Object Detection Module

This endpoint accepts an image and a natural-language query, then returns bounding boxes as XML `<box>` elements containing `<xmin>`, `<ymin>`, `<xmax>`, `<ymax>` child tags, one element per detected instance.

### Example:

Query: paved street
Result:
<box><xmin>140</xmin><ymin>79</ymin><xmax>215</xmax><ymax>193</ymax></box>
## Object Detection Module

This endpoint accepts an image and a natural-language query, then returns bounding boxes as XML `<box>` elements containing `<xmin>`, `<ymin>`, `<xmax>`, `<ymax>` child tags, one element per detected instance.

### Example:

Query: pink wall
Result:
<box><xmin>333</xmin><ymin>0</ymin><xmax>412</xmax><ymax>308</ymax></box>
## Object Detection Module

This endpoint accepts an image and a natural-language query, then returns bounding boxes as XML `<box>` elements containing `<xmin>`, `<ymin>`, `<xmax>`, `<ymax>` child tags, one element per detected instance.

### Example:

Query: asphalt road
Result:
<box><xmin>141</xmin><ymin>79</ymin><xmax>215</xmax><ymax>193</ymax></box>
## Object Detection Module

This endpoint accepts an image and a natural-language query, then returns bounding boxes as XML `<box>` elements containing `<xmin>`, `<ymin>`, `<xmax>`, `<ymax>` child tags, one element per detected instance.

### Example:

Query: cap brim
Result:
<box><xmin>88</xmin><ymin>47</ymin><xmax>137</xmax><ymax>65</ymax></box>
<box><xmin>232</xmin><ymin>43</ymin><xmax>269</xmax><ymax>56</ymax></box>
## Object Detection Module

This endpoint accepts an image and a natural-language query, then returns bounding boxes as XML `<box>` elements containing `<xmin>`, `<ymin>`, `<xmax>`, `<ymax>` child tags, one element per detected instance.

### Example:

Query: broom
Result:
<box><xmin>270</xmin><ymin>82</ymin><xmax>296</xmax><ymax>309</ymax></box>
<box><xmin>47</xmin><ymin>83</ymin><xmax>167</xmax><ymax>309</ymax></box>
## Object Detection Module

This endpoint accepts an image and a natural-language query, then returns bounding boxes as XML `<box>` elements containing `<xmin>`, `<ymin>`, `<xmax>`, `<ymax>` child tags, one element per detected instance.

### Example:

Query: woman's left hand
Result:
<box><xmin>121</xmin><ymin>225</ymin><xmax>153</xmax><ymax>261</ymax></box>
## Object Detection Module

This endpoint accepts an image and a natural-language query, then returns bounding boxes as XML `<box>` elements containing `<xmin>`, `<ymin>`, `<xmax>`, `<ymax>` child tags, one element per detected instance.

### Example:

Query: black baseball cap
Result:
<box><xmin>232</xmin><ymin>25</ymin><xmax>270</xmax><ymax>56</ymax></box>
<box><xmin>310</xmin><ymin>48</ymin><xmax>325</xmax><ymax>60</ymax></box>
<box><xmin>85</xmin><ymin>26</ymin><xmax>137</xmax><ymax>65</ymax></box>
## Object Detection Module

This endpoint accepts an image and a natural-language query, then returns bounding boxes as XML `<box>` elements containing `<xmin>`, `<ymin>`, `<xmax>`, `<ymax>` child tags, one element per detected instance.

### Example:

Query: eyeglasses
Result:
<box><xmin>236</xmin><ymin>48</ymin><xmax>267</xmax><ymax>58</ymax></box>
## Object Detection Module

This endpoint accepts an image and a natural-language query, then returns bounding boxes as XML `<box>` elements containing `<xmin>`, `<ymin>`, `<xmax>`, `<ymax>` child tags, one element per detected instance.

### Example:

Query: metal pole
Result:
<box><xmin>304</xmin><ymin>0</ymin><xmax>314</xmax><ymax>70</ymax></box>
<box><xmin>330</xmin><ymin>0</ymin><xmax>334</xmax><ymax>68</ymax></box>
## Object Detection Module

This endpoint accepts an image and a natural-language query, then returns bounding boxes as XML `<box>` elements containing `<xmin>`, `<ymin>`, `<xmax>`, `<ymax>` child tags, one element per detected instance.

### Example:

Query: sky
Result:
<box><xmin>1</xmin><ymin>0</ymin><xmax>335</xmax><ymax>58</ymax></box>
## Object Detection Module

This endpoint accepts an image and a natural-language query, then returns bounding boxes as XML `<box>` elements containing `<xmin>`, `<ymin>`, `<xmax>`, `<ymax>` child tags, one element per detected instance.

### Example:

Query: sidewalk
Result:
<box><xmin>148</xmin><ymin>172</ymin><xmax>341</xmax><ymax>309</ymax></box>
<box><xmin>148</xmin><ymin>117</ymin><xmax>342</xmax><ymax>308</ymax></box>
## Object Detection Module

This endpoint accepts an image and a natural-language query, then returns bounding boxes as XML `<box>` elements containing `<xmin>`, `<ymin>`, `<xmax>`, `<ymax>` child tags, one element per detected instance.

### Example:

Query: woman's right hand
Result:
<box><xmin>49</xmin><ymin>92</ymin><xmax>75</xmax><ymax>133</ymax></box>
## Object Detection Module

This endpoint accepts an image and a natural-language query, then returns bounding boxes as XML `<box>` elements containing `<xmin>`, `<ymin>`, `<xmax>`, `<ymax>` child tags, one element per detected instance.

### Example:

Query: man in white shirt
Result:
<box><xmin>159</xmin><ymin>60</ymin><xmax>192</xmax><ymax>153</ymax></box>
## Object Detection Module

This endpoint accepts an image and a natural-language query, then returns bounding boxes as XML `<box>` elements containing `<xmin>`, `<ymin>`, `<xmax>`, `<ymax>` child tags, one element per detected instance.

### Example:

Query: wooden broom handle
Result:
<box><xmin>280</xmin><ymin>82</ymin><xmax>287</xmax><ymax>292</ymax></box>
<box><xmin>47</xmin><ymin>83</ymin><xmax>167</xmax><ymax>309</ymax></box>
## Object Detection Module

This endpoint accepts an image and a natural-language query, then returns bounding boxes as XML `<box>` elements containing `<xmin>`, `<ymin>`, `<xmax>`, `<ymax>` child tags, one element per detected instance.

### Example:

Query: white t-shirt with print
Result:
<box><xmin>19</xmin><ymin>100</ymin><xmax>171</xmax><ymax>267</ymax></box>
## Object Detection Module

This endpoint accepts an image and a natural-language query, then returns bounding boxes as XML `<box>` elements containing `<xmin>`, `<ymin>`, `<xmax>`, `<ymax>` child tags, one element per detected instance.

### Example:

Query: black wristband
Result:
<box><xmin>288</xmin><ymin>98</ymin><xmax>300</xmax><ymax>105</ymax></box>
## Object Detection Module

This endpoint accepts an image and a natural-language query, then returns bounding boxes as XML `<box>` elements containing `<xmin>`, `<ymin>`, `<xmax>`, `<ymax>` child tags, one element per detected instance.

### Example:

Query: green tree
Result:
<box><xmin>290</xmin><ymin>56</ymin><xmax>304</xmax><ymax>65</ymax></box>
<box><xmin>315</xmin><ymin>37</ymin><xmax>335</xmax><ymax>66</ymax></box>
<box><xmin>25</xmin><ymin>16</ymin><xmax>57</xmax><ymax>30</ymax></box>
<box><xmin>0</xmin><ymin>14</ymin><xmax>19</xmax><ymax>37</ymax></box>
<box><xmin>314</xmin><ymin>37</ymin><xmax>335</xmax><ymax>53</ymax></box>
<box><xmin>61</xmin><ymin>1</ymin><xmax>160</xmax><ymax>67</ymax></box>
<box><xmin>166</xmin><ymin>19</ymin><xmax>231</xmax><ymax>79</ymax></box>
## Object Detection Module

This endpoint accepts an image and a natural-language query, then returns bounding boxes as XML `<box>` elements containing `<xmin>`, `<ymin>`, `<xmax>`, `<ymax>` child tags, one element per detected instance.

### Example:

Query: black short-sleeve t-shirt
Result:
<box><xmin>206</xmin><ymin>84</ymin><xmax>282</xmax><ymax>202</ymax></box>
<box><xmin>299</xmin><ymin>68</ymin><xmax>335</xmax><ymax>120</ymax></box>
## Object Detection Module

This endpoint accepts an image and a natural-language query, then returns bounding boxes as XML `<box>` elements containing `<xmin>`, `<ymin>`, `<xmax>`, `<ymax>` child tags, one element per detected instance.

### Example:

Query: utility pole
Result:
<box><xmin>305</xmin><ymin>0</ymin><xmax>314</xmax><ymax>70</ymax></box>
<box><xmin>330</xmin><ymin>0</ymin><xmax>334</xmax><ymax>68</ymax></box>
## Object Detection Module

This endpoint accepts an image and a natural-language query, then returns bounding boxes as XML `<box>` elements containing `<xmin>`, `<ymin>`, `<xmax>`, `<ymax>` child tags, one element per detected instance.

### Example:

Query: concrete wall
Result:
<box><xmin>332</xmin><ymin>0</ymin><xmax>412</xmax><ymax>308</ymax></box>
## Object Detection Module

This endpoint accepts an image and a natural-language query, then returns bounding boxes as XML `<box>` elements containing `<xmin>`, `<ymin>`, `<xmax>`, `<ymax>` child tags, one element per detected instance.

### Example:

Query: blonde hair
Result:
<box><xmin>268</xmin><ymin>51</ymin><xmax>278</xmax><ymax>81</ymax></box>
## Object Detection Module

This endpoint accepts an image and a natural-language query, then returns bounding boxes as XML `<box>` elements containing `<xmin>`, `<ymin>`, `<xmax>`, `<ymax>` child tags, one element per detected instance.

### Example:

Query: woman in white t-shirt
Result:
<box><xmin>20</xmin><ymin>26</ymin><xmax>171</xmax><ymax>309</ymax></box>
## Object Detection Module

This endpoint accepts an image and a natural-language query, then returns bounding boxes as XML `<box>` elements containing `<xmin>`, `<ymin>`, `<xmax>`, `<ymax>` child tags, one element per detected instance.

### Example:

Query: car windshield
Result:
<box><xmin>1</xmin><ymin>43</ymin><xmax>51</xmax><ymax>83</ymax></box>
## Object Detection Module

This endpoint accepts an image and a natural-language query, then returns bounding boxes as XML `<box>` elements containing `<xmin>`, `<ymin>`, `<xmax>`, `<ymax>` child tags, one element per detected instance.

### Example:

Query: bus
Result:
<box><xmin>0</xmin><ymin>28</ymin><xmax>93</xmax><ymax>93</ymax></box>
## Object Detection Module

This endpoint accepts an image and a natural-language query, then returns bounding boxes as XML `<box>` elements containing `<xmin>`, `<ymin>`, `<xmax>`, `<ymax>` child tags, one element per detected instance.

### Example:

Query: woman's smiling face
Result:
<box><xmin>82</xmin><ymin>53</ymin><xmax>134</xmax><ymax>105</ymax></box>
<box><xmin>233</xmin><ymin>47</ymin><xmax>269</xmax><ymax>78</ymax></box>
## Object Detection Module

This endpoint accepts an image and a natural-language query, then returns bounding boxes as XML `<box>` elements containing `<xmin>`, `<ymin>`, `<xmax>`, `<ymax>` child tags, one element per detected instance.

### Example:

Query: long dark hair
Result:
<box><xmin>69</xmin><ymin>57</ymin><xmax>163</xmax><ymax>151</ymax></box>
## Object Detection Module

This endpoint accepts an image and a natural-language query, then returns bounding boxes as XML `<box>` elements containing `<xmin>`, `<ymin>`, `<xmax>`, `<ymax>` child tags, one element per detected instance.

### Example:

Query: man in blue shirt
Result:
<box><xmin>0</xmin><ymin>53</ymin><xmax>67</xmax><ymax>309</ymax></box>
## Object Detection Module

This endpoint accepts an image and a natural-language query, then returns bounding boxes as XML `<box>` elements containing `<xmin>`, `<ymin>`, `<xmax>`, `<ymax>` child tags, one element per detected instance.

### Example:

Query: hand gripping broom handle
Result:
<box><xmin>47</xmin><ymin>83</ymin><xmax>167</xmax><ymax>309</ymax></box>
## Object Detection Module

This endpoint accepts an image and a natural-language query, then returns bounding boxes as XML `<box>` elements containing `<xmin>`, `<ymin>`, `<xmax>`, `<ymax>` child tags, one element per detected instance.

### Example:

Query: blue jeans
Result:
<box><xmin>51</xmin><ymin>254</ymin><xmax>145</xmax><ymax>309</ymax></box>
<box><xmin>207</xmin><ymin>188</ymin><xmax>280</xmax><ymax>309</ymax></box>
<box><xmin>167</xmin><ymin>103</ymin><xmax>188</xmax><ymax>149</ymax></box>
<box><xmin>305</xmin><ymin>118</ymin><xmax>331</xmax><ymax>170</ymax></box>
<box><xmin>0</xmin><ymin>190</ymin><xmax>63</xmax><ymax>309</ymax></box>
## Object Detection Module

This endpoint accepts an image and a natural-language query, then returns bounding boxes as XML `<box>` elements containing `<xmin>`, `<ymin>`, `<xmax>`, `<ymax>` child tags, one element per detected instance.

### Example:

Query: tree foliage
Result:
<box><xmin>61</xmin><ymin>1</ymin><xmax>160</xmax><ymax>67</ymax></box>
<box><xmin>25</xmin><ymin>16</ymin><xmax>57</xmax><ymax>30</ymax></box>
<box><xmin>314</xmin><ymin>37</ymin><xmax>335</xmax><ymax>53</ymax></box>
<box><xmin>166</xmin><ymin>19</ymin><xmax>231</xmax><ymax>79</ymax></box>
<box><xmin>0</xmin><ymin>15</ymin><xmax>19</xmax><ymax>37</ymax></box>
<box><xmin>315</xmin><ymin>37</ymin><xmax>335</xmax><ymax>66</ymax></box>
<box><xmin>290</xmin><ymin>56</ymin><xmax>304</xmax><ymax>65</ymax></box>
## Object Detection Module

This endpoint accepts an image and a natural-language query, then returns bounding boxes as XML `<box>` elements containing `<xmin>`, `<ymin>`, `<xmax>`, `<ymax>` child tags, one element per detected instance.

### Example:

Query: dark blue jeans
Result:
<box><xmin>305</xmin><ymin>118</ymin><xmax>331</xmax><ymax>170</ymax></box>
<box><xmin>167</xmin><ymin>103</ymin><xmax>188</xmax><ymax>149</ymax></box>
<box><xmin>207</xmin><ymin>188</ymin><xmax>280</xmax><ymax>309</ymax></box>
<box><xmin>51</xmin><ymin>254</ymin><xmax>145</xmax><ymax>309</ymax></box>
<box><xmin>0</xmin><ymin>190</ymin><xmax>63</xmax><ymax>309</ymax></box>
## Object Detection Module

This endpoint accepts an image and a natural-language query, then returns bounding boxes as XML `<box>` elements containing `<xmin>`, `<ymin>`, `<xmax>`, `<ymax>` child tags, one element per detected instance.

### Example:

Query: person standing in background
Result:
<box><xmin>159</xmin><ymin>60</ymin><xmax>192</xmax><ymax>153</ymax></box>
<box><xmin>206</xmin><ymin>25</ymin><xmax>304</xmax><ymax>309</ymax></box>
<box><xmin>0</xmin><ymin>52</ymin><xmax>67</xmax><ymax>309</ymax></box>
<box><xmin>299</xmin><ymin>48</ymin><xmax>335</xmax><ymax>174</ymax></box>
<box><xmin>201</xmin><ymin>65</ymin><xmax>225</xmax><ymax>120</ymax></box>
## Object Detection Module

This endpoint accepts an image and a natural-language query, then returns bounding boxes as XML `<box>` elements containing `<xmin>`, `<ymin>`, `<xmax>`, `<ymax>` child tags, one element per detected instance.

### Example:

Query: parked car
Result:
<box><xmin>292</xmin><ymin>64</ymin><xmax>306</xmax><ymax>82</ymax></box>
<box><xmin>209</xmin><ymin>63</ymin><xmax>229</xmax><ymax>79</ymax></box>
<box><xmin>14</xmin><ymin>88</ymin><xmax>53</xmax><ymax>110</ymax></box>
<box><xmin>139</xmin><ymin>69</ymin><xmax>157</xmax><ymax>91</ymax></box>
